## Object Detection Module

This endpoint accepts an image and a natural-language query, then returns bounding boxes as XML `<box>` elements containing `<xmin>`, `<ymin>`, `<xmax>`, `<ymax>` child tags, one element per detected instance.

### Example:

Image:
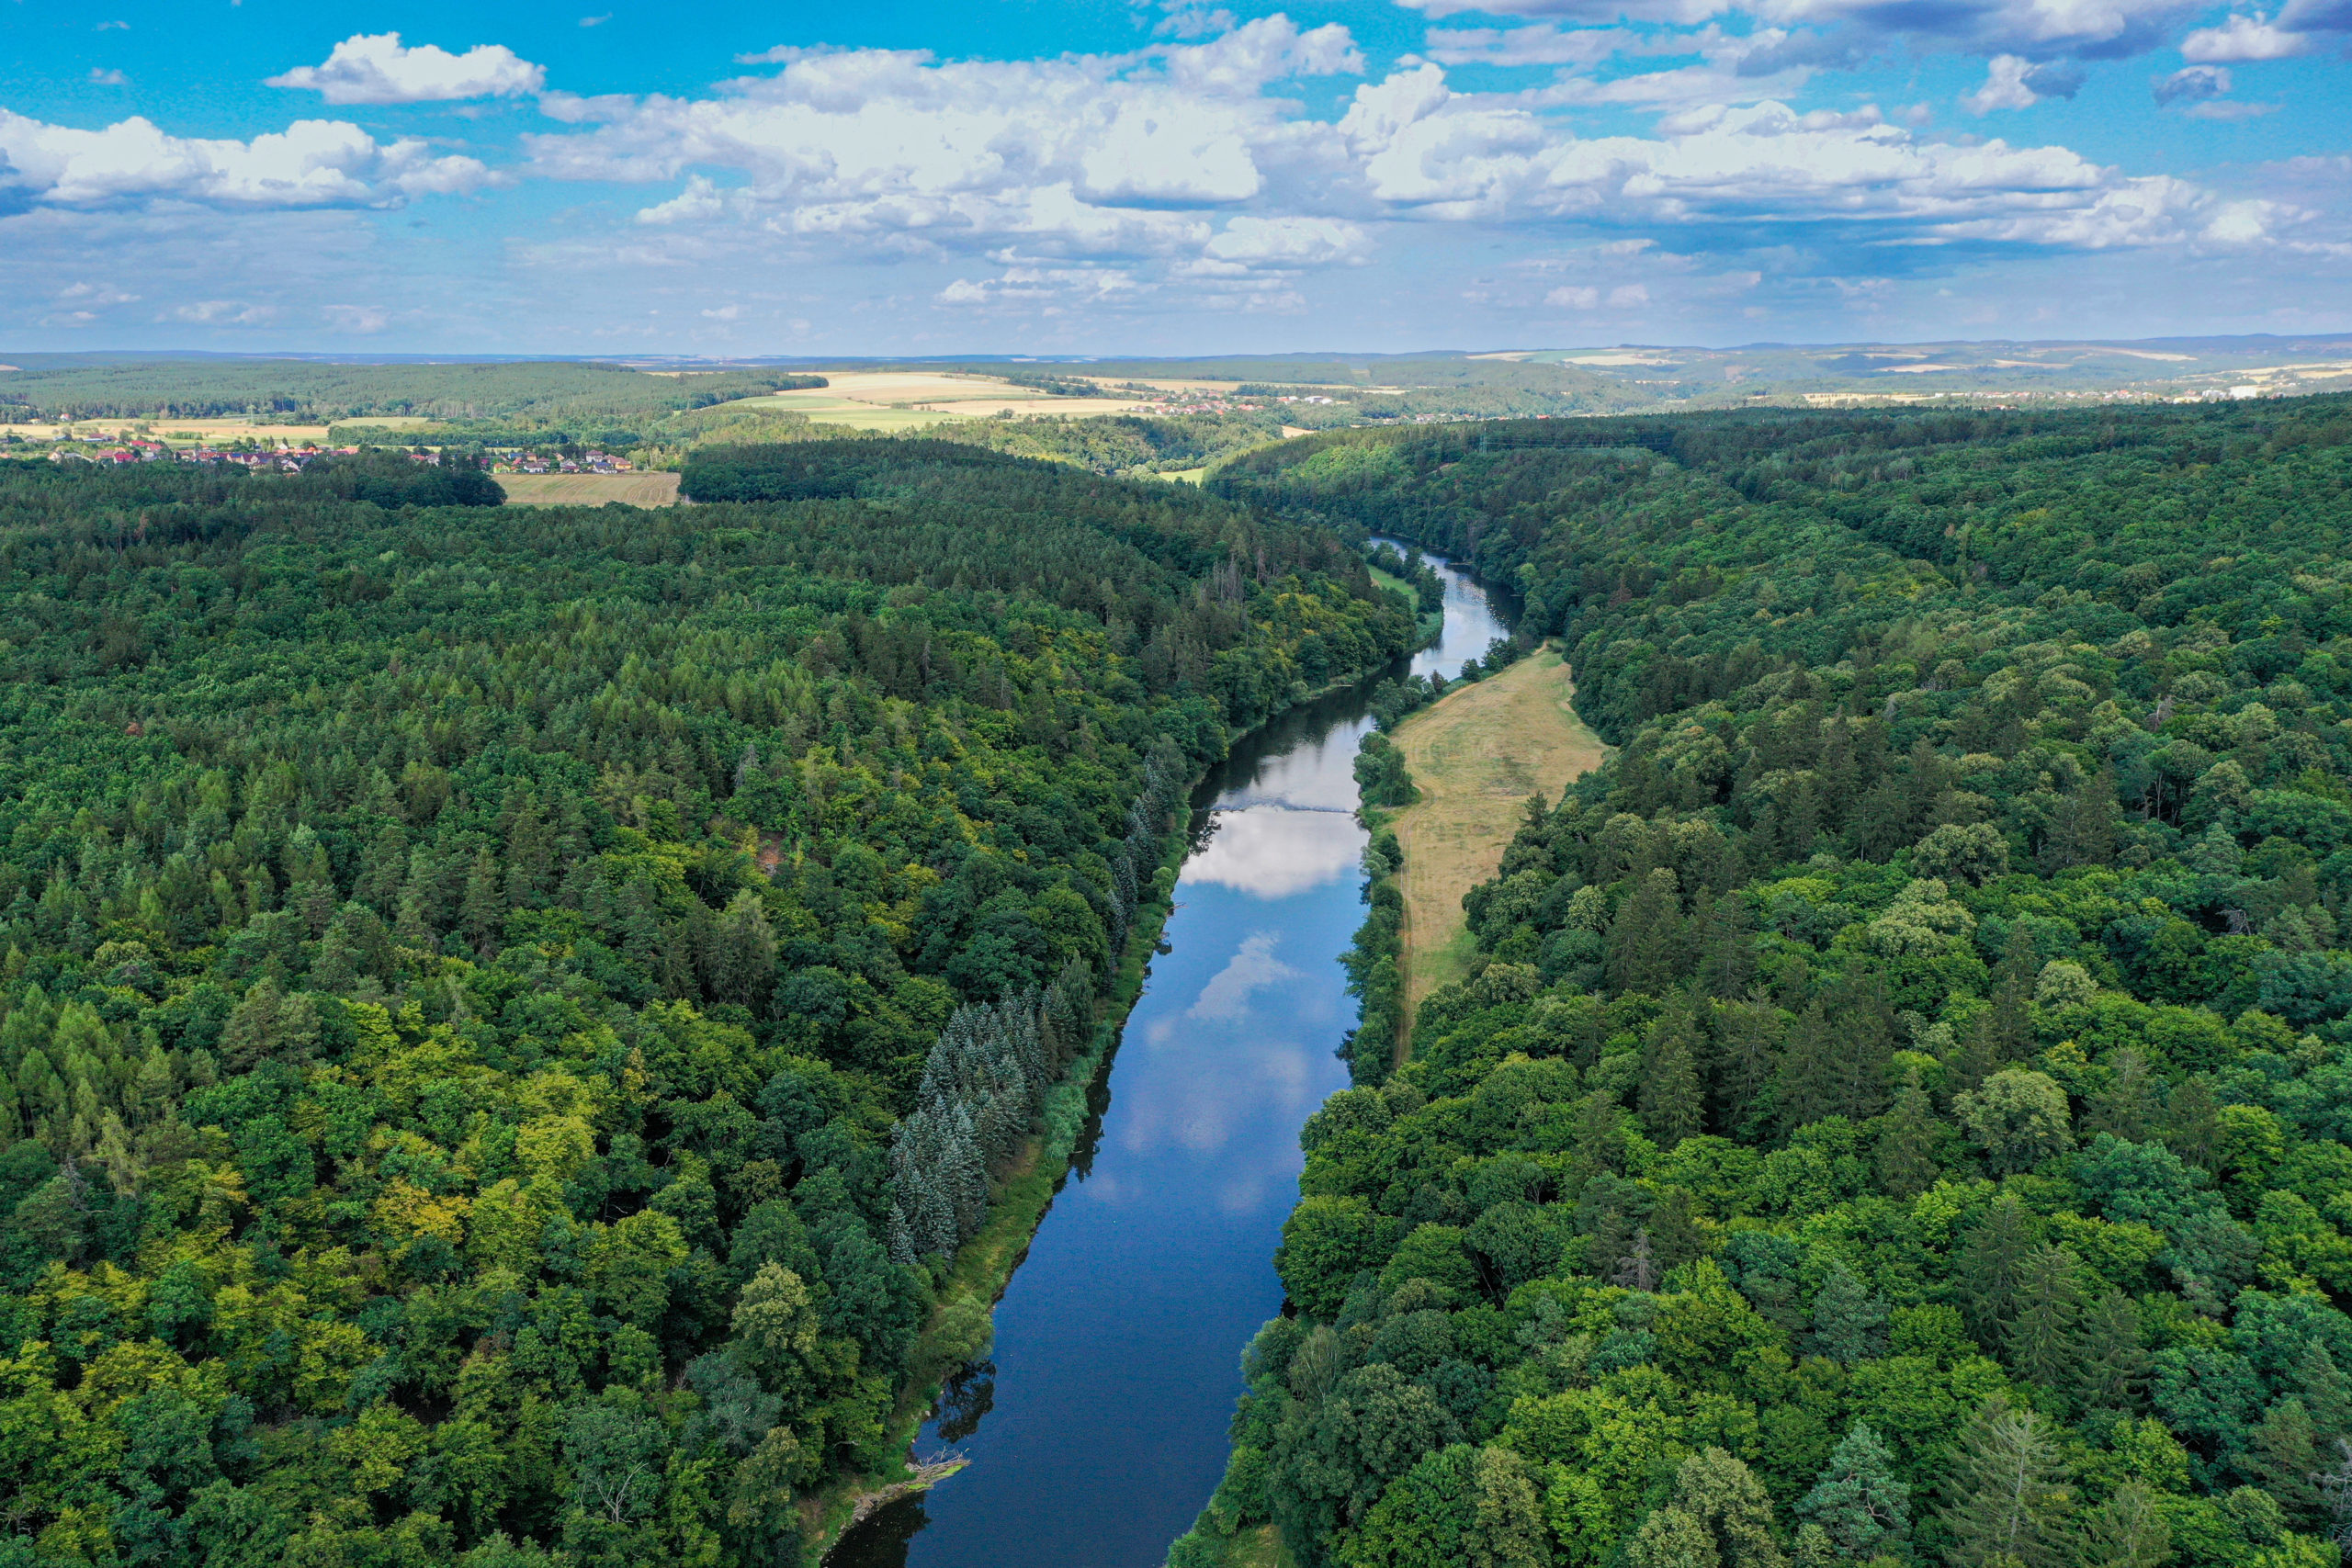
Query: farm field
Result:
<box><xmin>6</xmin><ymin>418</ymin><xmax>346</xmax><ymax>443</ymax></box>
<box><xmin>496</xmin><ymin>470</ymin><xmax>682</xmax><ymax>506</ymax></box>
<box><xmin>1385</xmin><ymin>644</ymin><xmax>1610</xmax><ymax>1022</ymax></box>
<box><xmin>723</xmin><ymin>369</ymin><xmax>1148</xmax><ymax>427</ymax></box>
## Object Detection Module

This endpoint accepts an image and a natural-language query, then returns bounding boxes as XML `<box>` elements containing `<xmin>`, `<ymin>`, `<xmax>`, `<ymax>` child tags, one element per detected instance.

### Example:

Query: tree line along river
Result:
<box><xmin>831</xmin><ymin>547</ymin><xmax>1509</xmax><ymax>1568</ymax></box>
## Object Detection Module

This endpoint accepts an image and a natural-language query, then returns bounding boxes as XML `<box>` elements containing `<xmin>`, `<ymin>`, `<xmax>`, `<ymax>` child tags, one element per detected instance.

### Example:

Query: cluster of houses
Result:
<box><xmin>47</xmin><ymin>438</ymin><xmax>362</xmax><ymax>470</ymax></box>
<box><xmin>487</xmin><ymin>448</ymin><xmax>636</xmax><ymax>476</ymax></box>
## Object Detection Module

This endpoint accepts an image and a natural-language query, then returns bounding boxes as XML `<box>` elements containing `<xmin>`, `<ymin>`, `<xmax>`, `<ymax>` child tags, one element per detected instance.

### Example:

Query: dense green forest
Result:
<box><xmin>0</xmin><ymin>359</ymin><xmax>821</xmax><ymax>425</ymax></box>
<box><xmin>1178</xmin><ymin>395</ymin><xmax>2352</xmax><ymax>1568</ymax></box>
<box><xmin>0</xmin><ymin>442</ymin><xmax>1416</xmax><ymax>1568</ymax></box>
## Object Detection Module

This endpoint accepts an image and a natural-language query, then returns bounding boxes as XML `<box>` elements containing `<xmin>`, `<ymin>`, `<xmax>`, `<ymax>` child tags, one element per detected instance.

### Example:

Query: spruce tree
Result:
<box><xmin>1807</xmin><ymin>1263</ymin><xmax>1890</xmax><ymax>1365</ymax></box>
<box><xmin>2161</xmin><ymin>1077</ymin><xmax>2222</xmax><ymax>1171</ymax></box>
<box><xmin>1876</xmin><ymin>1068</ymin><xmax>1942</xmax><ymax>1199</ymax></box>
<box><xmin>1988</xmin><ymin>923</ymin><xmax>2038</xmax><ymax>1063</ymax></box>
<box><xmin>1934</xmin><ymin>1394</ymin><xmax>2074</xmax><ymax>1568</ymax></box>
<box><xmin>2006</xmin><ymin>1245</ymin><xmax>2086</xmax><ymax>1395</ymax></box>
<box><xmin>1708</xmin><ymin>999</ymin><xmax>1781</xmax><ymax>1136</ymax></box>
<box><xmin>1606</xmin><ymin>868</ymin><xmax>1684</xmax><ymax>997</ymax></box>
<box><xmin>2249</xmin><ymin>1396</ymin><xmax>2325</xmax><ymax>1529</ymax></box>
<box><xmin>2071</xmin><ymin>1291</ymin><xmax>2148</xmax><ymax>1413</ymax></box>
<box><xmin>1641</xmin><ymin>1005</ymin><xmax>1706</xmax><ymax>1149</ymax></box>
<box><xmin>1943</xmin><ymin>1010</ymin><xmax>2002</xmax><ymax>1103</ymax></box>
<box><xmin>1696</xmin><ymin>895</ymin><xmax>1757</xmax><ymax>1000</ymax></box>
<box><xmin>2084</xmin><ymin>1048</ymin><xmax>2160</xmax><ymax>1144</ymax></box>
<box><xmin>1829</xmin><ymin>970</ymin><xmax>1896</xmax><ymax>1122</ymax></box>
<box><xmin>1774</xmin><ymin>1000</ymin><xmax>1842</xmax><ymax>1134</ymax></box>
<box><xmin>1954</xmin><ymin>1194</ymin><xmax>2037</xmax><ymax>1350</ymax></box>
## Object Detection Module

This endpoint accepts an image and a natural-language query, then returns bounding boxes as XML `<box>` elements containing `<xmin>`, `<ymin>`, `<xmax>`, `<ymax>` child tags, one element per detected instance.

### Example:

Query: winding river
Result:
<box><xmin>832</xmin><ymin>547</ymin><xmax>1508</xmax><ymax>1568</ymax></box>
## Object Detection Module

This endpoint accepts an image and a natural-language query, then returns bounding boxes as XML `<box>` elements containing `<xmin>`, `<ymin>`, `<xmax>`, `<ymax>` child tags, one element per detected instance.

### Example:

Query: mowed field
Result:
<box><xmin>497</xmin><ymin>471</ymin><xmax>682</xmax><ymax>507</ymax></box>
<box><xmin>1387</xmin><ymin>645</ymin><xmax>1611</xmax><ymax>1025</ymax></box>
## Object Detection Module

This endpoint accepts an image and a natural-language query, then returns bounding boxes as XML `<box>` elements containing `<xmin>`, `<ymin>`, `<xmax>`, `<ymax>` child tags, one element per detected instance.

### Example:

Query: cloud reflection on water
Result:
<box><xmin>1114</xmin><ymin>924</ymin><xmax>1332</xmax><ymax>1173</ymax></box>
<box><xmin>1181</xmin><ymin>805</ymin><xmax>1362</xmax><ymax>898</ymax></box>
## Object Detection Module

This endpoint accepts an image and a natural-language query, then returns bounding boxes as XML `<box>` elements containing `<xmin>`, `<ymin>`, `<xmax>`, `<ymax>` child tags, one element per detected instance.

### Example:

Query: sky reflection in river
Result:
<box><xmin>830</xmin><ymin>547</ymin><xmax>1507</xmax><ymax>1568</ymax></box>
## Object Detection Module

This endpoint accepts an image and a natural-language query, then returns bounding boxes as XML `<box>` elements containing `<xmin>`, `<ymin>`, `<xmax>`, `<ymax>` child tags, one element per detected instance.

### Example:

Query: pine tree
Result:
<box><xmin>1934</xmin><ymin>1394</ymin><xmax>2074</xmax><ymax>1568</ymax></box>
<box><xmin>1794</xmin><ymin>1422</ymin><xmax>1909</xmax><ymax>1561</ymax></box>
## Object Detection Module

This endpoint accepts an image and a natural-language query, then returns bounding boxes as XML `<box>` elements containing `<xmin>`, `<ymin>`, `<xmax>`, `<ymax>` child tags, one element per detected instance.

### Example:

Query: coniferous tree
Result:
<box><xmin>1606</xmin><ymin>868</ymin><xmax>1684</xmax><ymax>997</ymax></box>
<box><xmin>2248</xmin><ymin>1396</ymin><xmax>2325</xmax><ymax>1529</ymax></box>
<box><xmin>1708</xmin><ymin>999</ymin><xmax>1781</xmax><ymax>1135</ymax></box>
<box><xmin>1775</xmin><ymin>1000</ymin><xmax>1842</xmax><ymax>1134</ymax></box>
<box><xmin>2005</xmin><ymin>1245</ymin><xmax>2085</xmax><ymax>1394</ymax></box>
<box><xmin>1794</xmin><ymin>1423</ymin><xmax>1909</xmax><ymax>1562</ymax></box>
<box><xmin>2071</xmin><ymin>1291</ymin><xmax>2148</xmax><ymax>1413</ymax></box>
<box><xmin>1641</xmin><ymin>1004</ymin><xmax>1705</xmax><ymax>1149</ymax></box>
<box><xmin>1808</xmin><ymin>1263</ymin><xmax>1890</xmax><ymax>1365</ymax></box>
<box><xmin>2085</xmin><ymin>1048</ymin><xmax>2160</xmax><ymax>1143</ymax></box>
<box><xmin>1876</xmin><ymin>1069</ymin><xmax>1942</xmax><ymax>1199</ymax></box>
<box><xmin>1934</xmin><ymin>1395</ymin><xmax>2073</xmax><ymax>1568</ymax></box>
<box><xmin>2074</xmin><ymin>1482</ymin><xmax>2170</xmax><ymax>1568</ymax></box>
<box><xmin>1955</xmin><ymin>1194</ymin><xmax>2037</xmax><ymax>1350</ymax></box>
<box><xmin>1696</xmin><ymin>896</ymin><xmax>1757</xmax><ymax>999</ymax></box>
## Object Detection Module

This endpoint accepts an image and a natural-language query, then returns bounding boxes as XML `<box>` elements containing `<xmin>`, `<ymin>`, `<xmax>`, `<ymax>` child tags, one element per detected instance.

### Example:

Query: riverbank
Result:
<box><xmin>805</xmin><ymin>649</ymin><xmax>1417</xmax><ymax>1562</ymax></box>
<box><xmin>1386</xmin><ymin>643</ymin><xmax>1610</xmax><ymax>1031</ymax></box>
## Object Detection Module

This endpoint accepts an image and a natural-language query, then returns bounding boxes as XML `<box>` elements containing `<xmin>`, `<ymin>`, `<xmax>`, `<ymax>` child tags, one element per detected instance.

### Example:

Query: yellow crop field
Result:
<box><xmin>496</xmin><ymin>471</ymin><xmax>682</xmax><ymax>507</ymax></box>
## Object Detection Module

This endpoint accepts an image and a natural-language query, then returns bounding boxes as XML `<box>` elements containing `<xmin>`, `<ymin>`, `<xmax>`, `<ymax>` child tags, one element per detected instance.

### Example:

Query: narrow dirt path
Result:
<box><xmin>1388</xmin><ymin>644</ymin><xmax>1611</xmax><ymax>1032</ymax></box>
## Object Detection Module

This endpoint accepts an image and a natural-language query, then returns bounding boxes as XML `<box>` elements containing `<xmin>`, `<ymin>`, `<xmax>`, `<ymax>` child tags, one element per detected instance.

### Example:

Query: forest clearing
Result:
<box><xmin>495</xmin><ymin>469</ymin><xmax>682</xmax><ymax>506</ymax></box>
<box><xmin>1387</xmin><ymin>644</ymin><xmax>1611</xmax><ymax>1023</ymax></box>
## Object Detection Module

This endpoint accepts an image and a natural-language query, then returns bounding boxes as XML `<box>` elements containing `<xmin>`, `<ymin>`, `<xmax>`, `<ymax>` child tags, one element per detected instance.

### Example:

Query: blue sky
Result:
<box><xmin>1</xmin><ymin>0</ymin><xmax>2346</xmax><ymax>354</ymax></box>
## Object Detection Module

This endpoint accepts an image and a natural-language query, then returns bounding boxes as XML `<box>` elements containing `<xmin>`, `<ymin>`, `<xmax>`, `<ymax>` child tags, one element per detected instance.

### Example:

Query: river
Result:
<box><xmin>831</xmin><ymin>545</ymin><xmax>1507</xmax><ymax>1568</ymax></box>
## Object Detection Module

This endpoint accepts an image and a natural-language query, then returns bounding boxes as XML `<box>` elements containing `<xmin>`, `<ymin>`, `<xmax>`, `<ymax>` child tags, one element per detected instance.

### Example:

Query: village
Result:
<box><xmin>1</xmin><ymin>426</ymin><xmax>634</xmax><ymax>477</ymax></box>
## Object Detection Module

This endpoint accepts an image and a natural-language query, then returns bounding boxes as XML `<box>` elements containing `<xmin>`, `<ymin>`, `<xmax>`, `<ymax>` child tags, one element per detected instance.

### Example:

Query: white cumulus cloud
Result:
<box><xmin>268</xmin><ymin>33</ymin><xmax>546</xmax><ymax>105</ymax></box>
<box><xmin>2180</xmin><ymin>10</ymin><xmax>2313</xmax><ymax>56</ymax></box>
<box><xmin>0</xmin><ymin>110</ymin><xmax>493</xmax><ymax>209</ymax></box>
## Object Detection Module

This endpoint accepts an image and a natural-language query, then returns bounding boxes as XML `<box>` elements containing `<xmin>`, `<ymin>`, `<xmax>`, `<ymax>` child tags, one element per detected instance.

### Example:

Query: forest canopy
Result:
<box><xmin>0</xmin><ymin>442</ymin><xmax>1415</xmax><ymax>1568</ymax></box>
<box><xmin>1179</xmin><ymin>394</ymin><xmax>2352</xmax><ymax>1568</ymax></box>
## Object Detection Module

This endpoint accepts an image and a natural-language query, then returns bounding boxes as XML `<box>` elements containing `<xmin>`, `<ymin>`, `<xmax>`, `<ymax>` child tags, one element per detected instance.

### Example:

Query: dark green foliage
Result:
<box><xmin>0</xmin><ymin>445</ymin><xmax>1414</xmax><ymax>1563</ymax></box>
<box><xmin>1182</xmin><ymin>393</ymin><xmax>2352</xmax><ymax>1568</ymax></box>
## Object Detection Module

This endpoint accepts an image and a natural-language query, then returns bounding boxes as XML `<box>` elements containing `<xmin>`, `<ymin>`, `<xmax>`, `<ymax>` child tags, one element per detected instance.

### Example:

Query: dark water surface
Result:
<box><xmin>831</xmin><ymin>547</ymin><xmax>1505</xmax><ymax>1568</ymax></box>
